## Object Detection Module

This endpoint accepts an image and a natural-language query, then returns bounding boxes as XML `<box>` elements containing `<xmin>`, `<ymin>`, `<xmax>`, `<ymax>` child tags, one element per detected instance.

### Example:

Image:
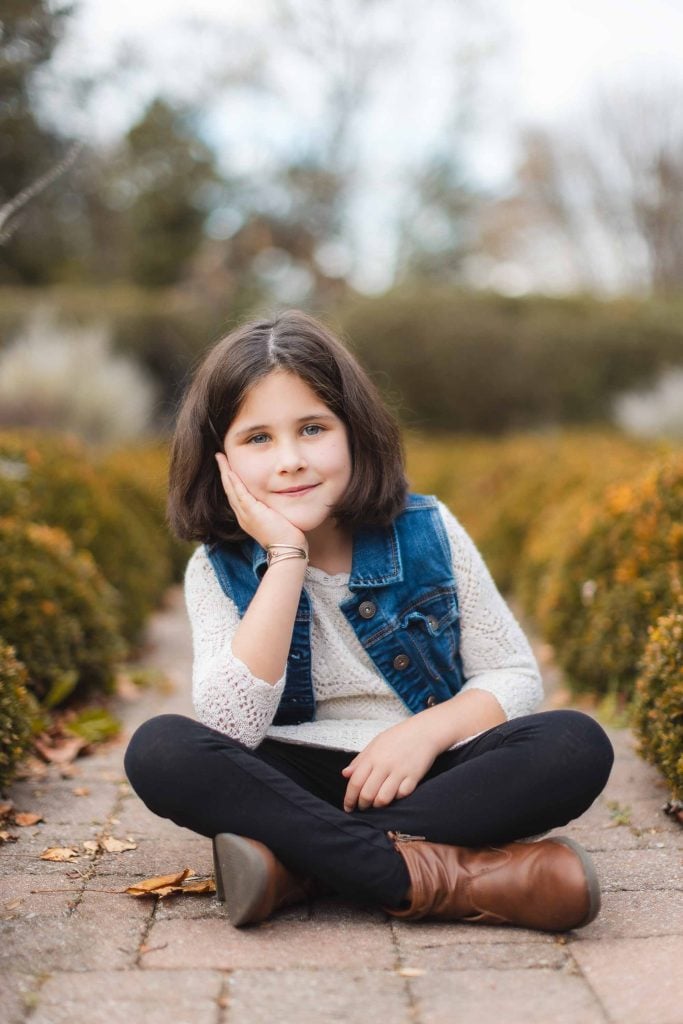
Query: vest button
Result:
<box><xmin>426</xmin><ymin>694</ymin><xmax>438</xmax><ymax>707</ymax></box>
<box><xmin>359</xmin><ymin>600</ymin><xmax>377</xmax><ymax>619</ymax></box>
<box><xmin>393</xmin><ymin>653</ymin><xmax>410</xmax><ymax>670</ymax></box>
<box><xmin>427</xmin><ymin>616</ymin><xmax>438</xmax><ymax>630</ymax></box>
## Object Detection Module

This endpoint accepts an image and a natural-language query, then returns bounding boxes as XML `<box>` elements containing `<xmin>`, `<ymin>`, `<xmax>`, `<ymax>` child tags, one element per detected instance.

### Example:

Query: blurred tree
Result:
<box><xmin>0</xmin><ymin>0</ymin><xmax>76</xmax><ymax>282</ymax></box>
<box><xmin>479</xmin><ymin>82</ymin><xmax>683</xmax><ymax>296</ymax></box>
<box><xmin>394</xmin><ymin>153</ymin><xmax>479</xmax><ymax>284</ymax></box>
<box><xmin>108</xmin><ymin>99</ymin><xmax>223</xmax><ymax>287</ymax></box>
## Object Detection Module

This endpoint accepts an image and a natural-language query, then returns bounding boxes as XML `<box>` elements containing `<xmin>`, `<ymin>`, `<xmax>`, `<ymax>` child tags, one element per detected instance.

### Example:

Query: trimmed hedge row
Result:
<box><xmin>0</xmin><ymin>640</ymin><xmax>36</xmax><ymax>793</ymax></box>
<box><xmin>406</xmin><ymin>431</ymin><xmax>682</xmax><ymax>797</ymax></box>
<box><xmin>0</xmin><ymin>430</ymin><xmax>188</xmax><ymax>791</ymax></box>
<box><xmin>634</xmin><ymin>612</ymin><xmax>683</xmax><ymax>801</ymax></box>
<box><xmin>3</xmin><ymin>285</ymin><xmax>683</xmax><ymax>434</ymax></box>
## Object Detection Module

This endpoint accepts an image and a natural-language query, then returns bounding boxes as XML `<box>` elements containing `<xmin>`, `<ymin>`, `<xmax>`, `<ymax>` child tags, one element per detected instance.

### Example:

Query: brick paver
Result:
<box><xmin>1</xmin><ymin>586</ymin><xmax>682</xmax><ymax>1024</ymax></box>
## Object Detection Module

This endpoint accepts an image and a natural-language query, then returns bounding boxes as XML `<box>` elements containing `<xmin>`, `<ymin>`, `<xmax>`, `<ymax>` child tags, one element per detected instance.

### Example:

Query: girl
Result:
<box><xmin>124</xmin><ymin>310</ymin><xmax>614</xmax><ymax>931</ymax></box>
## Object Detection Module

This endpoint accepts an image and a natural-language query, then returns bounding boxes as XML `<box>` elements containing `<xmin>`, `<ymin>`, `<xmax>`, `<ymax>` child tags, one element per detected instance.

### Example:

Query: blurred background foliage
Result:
<box><xmin>0</xmin><ymin>1</ymin><xmax>681</xmax><ymax>796</ymax></box>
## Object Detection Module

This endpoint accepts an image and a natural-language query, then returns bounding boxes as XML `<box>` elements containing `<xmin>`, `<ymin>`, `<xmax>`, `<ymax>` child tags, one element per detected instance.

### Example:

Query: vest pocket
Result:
<box><xmin>399</xmin><ymin>590</ymin><xmax>461</xmax><ymax>680</ymax></box>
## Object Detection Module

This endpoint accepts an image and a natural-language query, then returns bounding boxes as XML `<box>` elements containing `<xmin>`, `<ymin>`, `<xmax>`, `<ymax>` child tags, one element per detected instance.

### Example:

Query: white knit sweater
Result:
<box><xmin>185</xmin><ymin>501</ymin><xmax>543</xmax><ymax>753</ymax></box>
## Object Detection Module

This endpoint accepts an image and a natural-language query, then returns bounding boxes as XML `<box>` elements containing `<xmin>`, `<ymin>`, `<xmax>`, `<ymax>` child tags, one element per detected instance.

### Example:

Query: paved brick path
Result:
<box><xmin>2</xmin><ymin>587</ymin><xmax>682</xmax><ymax>1024</ymax></box>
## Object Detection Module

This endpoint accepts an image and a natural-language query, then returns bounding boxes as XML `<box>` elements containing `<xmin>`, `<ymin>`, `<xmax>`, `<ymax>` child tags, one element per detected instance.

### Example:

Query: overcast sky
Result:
<box><xmin>58</xmin><ymin>0</ymin><xmax>683</xmax><ymax>139</ymax></box>
<box><xmin>46</xmin><ymin>0</ymin><xmax>683</xmax><ymax>292</ymax></box>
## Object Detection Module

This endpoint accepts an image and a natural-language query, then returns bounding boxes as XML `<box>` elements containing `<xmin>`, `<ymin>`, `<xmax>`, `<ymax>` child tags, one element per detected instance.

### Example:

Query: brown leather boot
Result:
<box><xmin>384</xmin><ymin>831</ymin><xmax>601</xmax><ymax>932</ymax></box>
<box><xmin>212</xmin><ymin>833</ymin><xmax>318</xmax><ymax>926</ymax></box>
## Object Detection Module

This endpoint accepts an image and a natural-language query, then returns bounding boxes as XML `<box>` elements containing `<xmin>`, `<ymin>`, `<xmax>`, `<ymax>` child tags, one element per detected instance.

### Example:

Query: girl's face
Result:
<box><xmin>223</xmin><ymin>370</ymin><xmax>353</xmax><ymax>536</ymax></box>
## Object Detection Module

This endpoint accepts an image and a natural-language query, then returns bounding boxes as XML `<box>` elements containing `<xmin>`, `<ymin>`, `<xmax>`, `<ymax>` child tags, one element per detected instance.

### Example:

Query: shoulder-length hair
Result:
<box><xmin>167</xmin><ymin>309</ymin><xmax>408</xmax><ymax>543</ymax></box>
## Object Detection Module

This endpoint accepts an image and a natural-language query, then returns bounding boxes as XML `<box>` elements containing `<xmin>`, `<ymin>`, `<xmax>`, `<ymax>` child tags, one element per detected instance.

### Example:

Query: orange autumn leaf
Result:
<box><xmin>14</xmin><ymin>812</ymin><xmax>44</xmax><ymax>827</ymax></box>
<box><xmin>125</xmin><ymin>867</ymin><xmax>195</xmax><ymax>897</ymax></box>
<box><xmin>100</xmin><ymin>836</ymin><xmax>137</xmax><ymax>853</ymax></box>
<box><xmin>125</xmin><ymin>867</ymin><xmax>215</xmax><ymax>899</ymax></box>
<box><xmin>34</xmin><ymin>735</ymin><xmax>87</xmax><ymax>765</ymax></box>
<box><xmin>183</xmin><ymin>878</ymin><xmax>216</xmax><ymax>895</ymax></box>
<box><xmin>40</xmin><ymin>847</ymin><xmax>80</xmax><ymax>861</ymax></box>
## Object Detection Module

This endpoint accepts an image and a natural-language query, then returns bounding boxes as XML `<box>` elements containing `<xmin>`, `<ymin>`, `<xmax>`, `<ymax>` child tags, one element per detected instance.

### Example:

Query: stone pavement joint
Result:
<box><xmin>1</xmin><ymin>586</ymin><xmax>682</xmax><ymax>1024</ymax></box>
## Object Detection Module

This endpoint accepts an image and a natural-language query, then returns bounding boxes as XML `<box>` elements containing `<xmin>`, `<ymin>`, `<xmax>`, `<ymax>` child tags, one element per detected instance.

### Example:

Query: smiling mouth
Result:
<box><xmin>275</xmin><ymin>484</ymin><xmax>320</xmax><ymax>495</ymax></box>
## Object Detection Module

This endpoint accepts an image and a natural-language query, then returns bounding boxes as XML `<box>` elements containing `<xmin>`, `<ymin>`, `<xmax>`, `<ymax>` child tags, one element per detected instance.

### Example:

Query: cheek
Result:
<box><xmin>225</xmin><ymin>448</ymin><xmax>263</xmax><ymax>487</ymax></box>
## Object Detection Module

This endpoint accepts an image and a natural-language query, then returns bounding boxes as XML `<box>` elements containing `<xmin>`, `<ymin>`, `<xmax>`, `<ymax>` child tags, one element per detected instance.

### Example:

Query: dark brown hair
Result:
<box><xmin>167</xmin><ymin>309</ymin><xmax>408</xmax><ymax>543</ymax></box>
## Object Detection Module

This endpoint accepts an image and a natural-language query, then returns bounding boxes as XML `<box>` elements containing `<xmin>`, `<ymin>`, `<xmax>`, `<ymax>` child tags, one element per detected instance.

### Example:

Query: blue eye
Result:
<box><xmin>302</xmin><ymin>424</ymin><xmax>323</xmax><ymax>436</ymax></box>
<box><xmin>247</xmin><ymin>433</ymin><xmax>269</xmax><ymax>444</ymax></box>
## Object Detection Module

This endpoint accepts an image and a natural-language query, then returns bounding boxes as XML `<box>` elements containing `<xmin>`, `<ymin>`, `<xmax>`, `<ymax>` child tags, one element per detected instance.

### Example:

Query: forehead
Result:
<box><xmin>229</xmin><ymin>370</ymin><xmax>332</xmax><ymax>424</ymax></box>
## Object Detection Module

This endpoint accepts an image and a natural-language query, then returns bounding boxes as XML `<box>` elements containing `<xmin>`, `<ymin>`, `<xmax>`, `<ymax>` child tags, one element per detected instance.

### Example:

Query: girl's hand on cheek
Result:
<box><xmin>341</xmin><ymin>720</ymin><xmax>439</xmax><ymax>812</ymax></box>
<box><xmin>214</xmin><ymin>452</ymin><xmax>306</xmax><ymax>551</ymax></box>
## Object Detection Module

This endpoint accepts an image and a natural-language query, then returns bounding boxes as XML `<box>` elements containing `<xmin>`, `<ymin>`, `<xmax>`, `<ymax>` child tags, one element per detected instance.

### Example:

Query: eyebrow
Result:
<box><xmin>231</xmin><ymin>412</ymin><xmax>337</xmax><ymax>440</ymax></box>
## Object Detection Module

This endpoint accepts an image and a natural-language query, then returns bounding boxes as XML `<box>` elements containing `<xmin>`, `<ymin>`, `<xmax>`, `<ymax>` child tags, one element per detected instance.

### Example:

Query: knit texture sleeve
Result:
<box><xmin>184</xmin><ymin>546</ymin><xmax>286</xmax><ymax>748</ymax></box>
<box><xmin>437</xmin><ymin>501</ymin><xmax>543</xmax><ymax>720</ymax></box>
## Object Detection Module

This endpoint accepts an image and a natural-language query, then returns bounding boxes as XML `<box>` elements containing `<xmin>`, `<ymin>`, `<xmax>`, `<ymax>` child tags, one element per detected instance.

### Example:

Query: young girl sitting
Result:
<box><xmin>124</xmin><ymin>309</ymin><xmax>614</xmax><ymax>931</ymax></box>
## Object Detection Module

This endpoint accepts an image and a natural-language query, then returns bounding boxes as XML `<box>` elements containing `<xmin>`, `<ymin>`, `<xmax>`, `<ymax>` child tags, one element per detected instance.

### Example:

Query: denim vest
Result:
<box><xmin>205</xmin><ymin>493</ymin><xmax>465</xmax><ymax>725</ymax></box>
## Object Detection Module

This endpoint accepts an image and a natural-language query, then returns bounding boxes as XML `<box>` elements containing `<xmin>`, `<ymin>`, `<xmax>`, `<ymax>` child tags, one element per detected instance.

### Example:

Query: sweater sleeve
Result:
<box><xmin>184</xmin><ymin>545</ymin><xmax>286</xmax><ymax>748</ymax></box>
<box><xmin>437</xmin><ymin>501</ymin><xmax>543</xmax><ymax>720</ymax></box>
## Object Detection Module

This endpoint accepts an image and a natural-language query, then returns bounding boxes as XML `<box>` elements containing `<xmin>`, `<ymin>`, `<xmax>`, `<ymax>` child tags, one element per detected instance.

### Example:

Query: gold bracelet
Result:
<box><xmin>265</xmin><ymin>544</ymin><xmax>309</xmax><ymax>568</ymax></box>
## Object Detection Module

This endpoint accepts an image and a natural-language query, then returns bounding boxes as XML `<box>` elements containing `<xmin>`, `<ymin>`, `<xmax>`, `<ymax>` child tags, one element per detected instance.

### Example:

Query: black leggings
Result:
<box><xmin>124</xmin><ymin>709</ymin><xmax>614</xmax><ymax>909</ymax></box>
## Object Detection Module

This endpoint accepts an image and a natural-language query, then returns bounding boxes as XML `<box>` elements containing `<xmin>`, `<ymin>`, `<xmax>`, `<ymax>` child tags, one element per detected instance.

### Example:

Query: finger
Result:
<box><xmin>396</xmin><ymin>777</ymin><xmax>417</xmax><ymax>799</ymax></box>
<box><xmin>343</xmin><ymin>762</ymin><xmax>373</xmax><ymax>812</ymax></box>
<box><xmin>357</xmin><ymin>769</ymin><xmax>388</xmax><ymax>811</ymax></box>
<box><xmin>373</xmin><ymin>775</ymin><xmax>403</xmax><ymax>808</ymax></box>
<box><xmin>341</xmin><ymin>757</ymin><xmax>358</xmax><ymax>777</ymax></box>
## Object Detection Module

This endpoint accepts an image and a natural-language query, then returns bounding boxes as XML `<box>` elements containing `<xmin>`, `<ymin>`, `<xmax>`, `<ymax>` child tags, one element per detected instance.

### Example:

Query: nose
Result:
<box><xmin>275</xmin><ymin>437</ymin><xmax>307</xmax><ymax>474</ymax></box>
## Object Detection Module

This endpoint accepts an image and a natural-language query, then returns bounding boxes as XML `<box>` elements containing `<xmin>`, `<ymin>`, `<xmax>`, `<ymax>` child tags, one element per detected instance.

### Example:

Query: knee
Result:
<box><xmin>542</xmin><ymin>709</ymin><xmax>615</xmax><ymax>791</ymax></box>
<box><xmin>124</xmin><ymin>714</ymin><xmax>195</xmax><ymax>794</ymax></box>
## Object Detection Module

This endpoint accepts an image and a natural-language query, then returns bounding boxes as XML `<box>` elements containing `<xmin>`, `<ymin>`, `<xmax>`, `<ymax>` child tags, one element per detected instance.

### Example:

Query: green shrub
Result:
<box><xmin>0</xmin><ymin>639</ymin><xmax>36</xmax><ymax>793</ymax></box>
<box><xmin>0</xmin><ymin>518</ymin><xmax>124</xmax><ymax>706</ymax></box>
<box><xmin>338</xmin><ymin>288</ymin><xmax>683</xmax><ymax>433</ymax></box>
<box><xmin>99</xmin><ymin>443</ymin><xmax>192</xmax><ymax>581</ymax></box>
<box><xmin>633</xmin><ymin>611</ymin><xmax>683</xmax><ymax>800</ymax></box>
<box><xmin>542</xmin><ymin>454</ymin><xmax>683</xmax><ymax>700</ymax></box>
<box><xmin>0</xmin><ymin>430</ymin><xmax>173</xmax><ymax>641</ymax></box>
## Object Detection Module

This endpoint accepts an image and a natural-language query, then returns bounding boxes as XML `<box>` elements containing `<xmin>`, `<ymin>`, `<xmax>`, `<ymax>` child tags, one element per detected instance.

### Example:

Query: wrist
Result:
<box><xmin>265</xmin><ymin>542</ymin><xmax>309</xmax><ymax>569</ymax></box>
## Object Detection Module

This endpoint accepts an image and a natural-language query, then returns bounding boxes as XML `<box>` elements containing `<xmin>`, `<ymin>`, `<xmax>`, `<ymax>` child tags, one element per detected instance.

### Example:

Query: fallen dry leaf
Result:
<box><xmin>14</xmin><ymin>756</ymin><xmax>48</xmax><ymax>781</ymax></box>
<box><xmin>397</xmin><ymin>968</ymin><xmax>426</xmax><ymax>978</ymax></box>
<box><xmin>4</xmin><ymin>898</ymin><xmax>23</xmax><ymax>912</ymax></box>
<box><xmin>183</xmin><ymin>878</ymin><xmax>216</xmax><ymax>894</ymax></box>
<box><xmin>40</xmin><ymin>847</ymin><xmax>80</xmax><ymax>862</ymax></box>
<box><xmin>0</xmin><ymin>800</ymin><xmax>14</xmax><ymax>819</ymax></box>
<box><xmin>59</xmin><ymin>764</ymin><xmax>80</xmax><ymax>779</ymax></box>
<box><xmin>125</xmin><ymin>867</ymin><xmax>215</xmax><ymax>899</ymax></box>
<box><xmin>100</xmin><ymin>836</ymin><xmax>137</xmax><ymax>853</ymax></box>
<box><xmin>72</xmin><ymin>787</ymin><xmax>90</xmax><ymax>797</ymax></box>
<box><xmin>126</xmin><ymin>867</ymin><xmax>195</xmax><ymax>897</ymax></box>
<box><xmin>0</xmin><ymin>831</ymin><xmax>19</xmax><ymax>843</ymax></box>
<box><xmin>34</xmin><ymin>735</ymin><xmax>87</xmax><ymax>765</ymax></box>
<box><xmin>115</xmin><ymin>674</ymin><xmax>142</xmax><ymax>702</ymax></box>
<box><xmin>83</xmin><ymin>841</ymin><xmax>99</xmax><ymax>855</ymax></box>
<box><xmin>14</xmin><ymin>812</ymin><xmax>44</xmax><ymax>827</ymax></box>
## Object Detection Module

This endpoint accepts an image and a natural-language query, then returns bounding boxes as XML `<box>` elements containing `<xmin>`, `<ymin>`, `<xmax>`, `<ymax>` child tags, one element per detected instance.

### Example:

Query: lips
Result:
<box><xmin>275</xmin><ymin>484</ymin><xmax>320</xmax><ymax>495</ymax></box>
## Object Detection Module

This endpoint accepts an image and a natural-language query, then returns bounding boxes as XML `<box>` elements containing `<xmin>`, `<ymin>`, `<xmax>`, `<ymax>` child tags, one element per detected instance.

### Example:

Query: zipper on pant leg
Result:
<box><xmin>388</xmin><ymin>831</ymin><xmax>427</xmax><ymax>843</ymax></box>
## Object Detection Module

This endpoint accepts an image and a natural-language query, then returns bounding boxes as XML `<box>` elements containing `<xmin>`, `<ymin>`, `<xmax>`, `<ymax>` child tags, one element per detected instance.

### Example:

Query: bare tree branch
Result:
<box><xmin>0</xmin><ymin>141</ymin><xmax>84</xmax><ymax>245</ymax></box>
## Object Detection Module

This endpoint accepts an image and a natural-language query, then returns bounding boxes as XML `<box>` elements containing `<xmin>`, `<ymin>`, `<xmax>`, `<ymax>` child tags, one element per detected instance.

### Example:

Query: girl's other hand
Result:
<box><xmin>215</xmin><ymin>452</ymin><xmax>306</xmax><ymax>551</ymax></box>
<box><xmin>341</xmin><ymin>719</ymin><xmax>440</xmax><ymax>812</ymax></box>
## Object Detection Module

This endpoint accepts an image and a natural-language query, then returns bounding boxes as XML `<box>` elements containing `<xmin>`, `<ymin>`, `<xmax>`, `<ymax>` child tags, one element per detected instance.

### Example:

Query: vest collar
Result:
<box><xmin>244</xmin><ymin>521</ymin><xmax>404</xmax><ymax>590</ymax></box>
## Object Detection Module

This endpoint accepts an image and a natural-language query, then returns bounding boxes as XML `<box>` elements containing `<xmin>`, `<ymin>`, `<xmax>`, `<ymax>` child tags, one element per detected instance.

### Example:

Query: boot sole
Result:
<box><xmin>550</xmin><ymin>835</ymin><xmax>601</xmax><ymax>927</ymax></box>
<box><xmin>212</xmin><ymin>833</ymin><xmax>268</xmax><ymax>927</ymax></box>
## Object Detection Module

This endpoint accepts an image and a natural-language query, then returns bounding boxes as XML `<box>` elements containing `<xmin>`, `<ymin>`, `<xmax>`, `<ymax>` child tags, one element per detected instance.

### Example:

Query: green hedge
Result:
<box><xmin>3</xmin><ymin>285</ymin><xmax>683</xmax><ymax>435</ymax></box>
<box><xmin>0</xmin><ymin>431</ymin><xmax>175</xmax><ymax>642</ymax></box>
<box><xmin>0</xmin><ymin>639</ymin><xmax>37</xmax><ymax>794</ymax></box>
<box><xmin>543</xmin><ymin>454</ymin><xmax>683</xmax><ymax>700</ymax></box>
<box><xmin>0</xmin><ymin>518</ymin><xmax>124</xmax><ymax>707</ymax></box>
<box><xmin>633</xmin><ymin>611</ymin><xmax>683</xmax><ymax>800</ymax></box>
<box><xmin>337</xmin><ymin>288</ymin><xmax>683</xmax><ymax>433</ymax></box>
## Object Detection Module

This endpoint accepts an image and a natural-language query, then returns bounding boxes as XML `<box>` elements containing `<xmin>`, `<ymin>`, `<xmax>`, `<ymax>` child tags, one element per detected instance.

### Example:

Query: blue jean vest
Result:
<box><xmin>205</xmin><ymin>493</ymin><xmax>465</xmax><ymax>725</ymax></box>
